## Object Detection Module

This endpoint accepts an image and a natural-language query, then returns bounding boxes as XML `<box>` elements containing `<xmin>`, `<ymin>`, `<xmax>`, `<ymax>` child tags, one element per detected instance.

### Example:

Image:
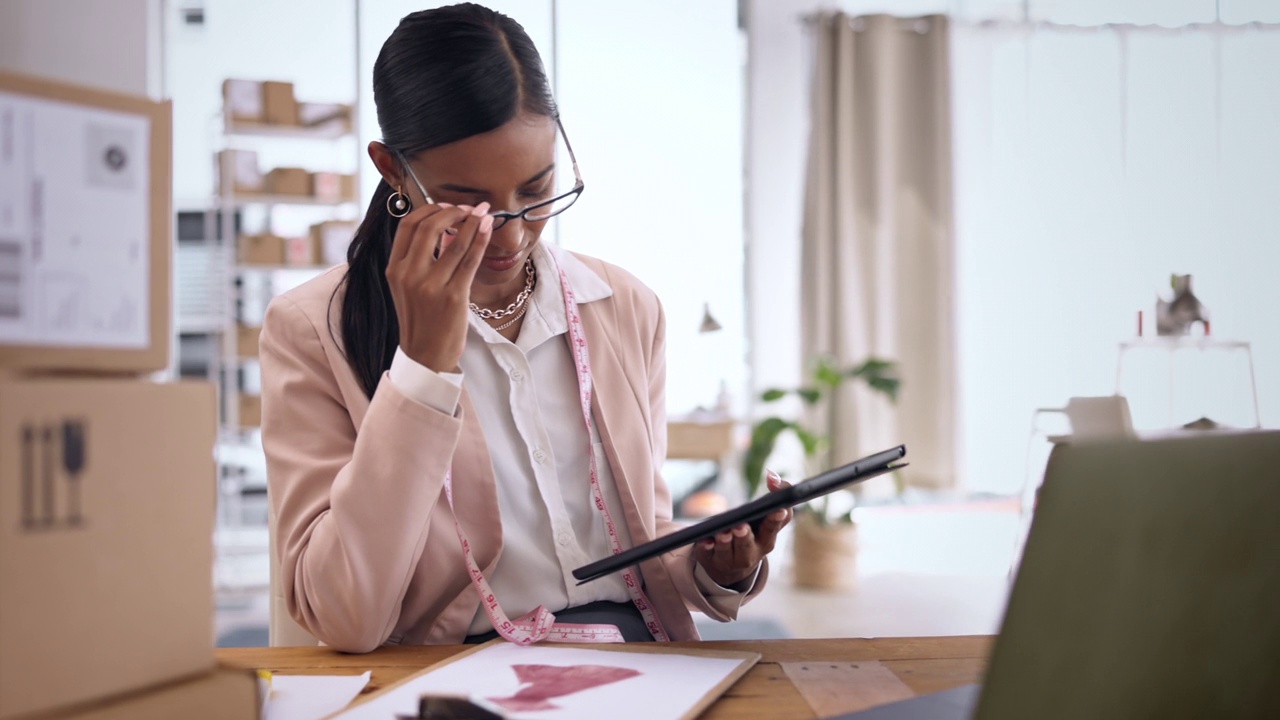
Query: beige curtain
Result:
<box><xmin>801</xmin><ymin>13</ymin><xmax>955</xmax><ymax>489</ymax></box>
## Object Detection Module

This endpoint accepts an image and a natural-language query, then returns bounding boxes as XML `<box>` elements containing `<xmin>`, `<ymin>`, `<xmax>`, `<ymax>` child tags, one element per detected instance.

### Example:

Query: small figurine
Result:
<box><xmin>1156</xmin><ymin>274</ymin><xmax>1209</xmax><ymax>336</ymax></box>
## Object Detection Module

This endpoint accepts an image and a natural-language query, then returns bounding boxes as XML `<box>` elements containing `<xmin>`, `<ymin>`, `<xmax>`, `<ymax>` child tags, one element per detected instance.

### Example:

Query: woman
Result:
<box><xmin>260</xmin><ymin>3</ymin><xmax>790</xmax><ymax>652</ymax></box>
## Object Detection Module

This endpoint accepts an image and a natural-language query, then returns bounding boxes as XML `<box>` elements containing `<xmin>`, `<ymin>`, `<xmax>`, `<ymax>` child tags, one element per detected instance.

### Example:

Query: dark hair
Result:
<box><xmin>333</xmin><ymin>3</ymin><xmax>556</xmax><ymax>398</ymax></box>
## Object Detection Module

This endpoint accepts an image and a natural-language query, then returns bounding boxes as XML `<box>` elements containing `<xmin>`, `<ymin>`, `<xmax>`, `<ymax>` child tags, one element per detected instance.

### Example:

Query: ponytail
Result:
<box><xmin>330</xmin><ymin>179</ymin><xmax>400</xmax><ymax>399</ymax></box>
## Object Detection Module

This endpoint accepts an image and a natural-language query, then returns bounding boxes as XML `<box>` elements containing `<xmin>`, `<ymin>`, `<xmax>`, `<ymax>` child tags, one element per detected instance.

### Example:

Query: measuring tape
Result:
<box><xmin>441</xmin><ymin>263</ymin><xmax>671</xmax><ymax>645</ymax></box>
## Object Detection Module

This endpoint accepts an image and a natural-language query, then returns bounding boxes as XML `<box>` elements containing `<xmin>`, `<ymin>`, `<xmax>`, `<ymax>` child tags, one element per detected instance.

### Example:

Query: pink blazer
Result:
<box><xmin>259</xmin><ymin>252</ymin><xmax>766</xmax><ymax>652</ymax></box>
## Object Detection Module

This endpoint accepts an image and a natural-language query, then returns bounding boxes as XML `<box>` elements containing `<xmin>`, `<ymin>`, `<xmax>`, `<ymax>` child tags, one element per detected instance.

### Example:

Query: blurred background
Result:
<box><xmin>3</xmin><ymin>0</ymin><xmax>1276</xmax><ymax>647</ymax></box>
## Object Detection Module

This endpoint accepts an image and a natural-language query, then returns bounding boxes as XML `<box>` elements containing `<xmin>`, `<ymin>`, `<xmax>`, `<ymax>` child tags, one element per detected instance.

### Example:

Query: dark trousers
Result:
<box><xmin>464</xmin><ymin>600</ymin><xmax>656</xmax><ymax>644</ymax></box>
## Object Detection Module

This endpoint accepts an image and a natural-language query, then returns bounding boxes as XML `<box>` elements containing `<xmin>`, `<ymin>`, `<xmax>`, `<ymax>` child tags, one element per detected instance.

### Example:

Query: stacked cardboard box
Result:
<box><xmin>310</xmin><ymin>171</ymin><xmax>358</xmax><ymax>202</ymax></box>
<box><xmin>310</xmin><ymin>221</ymin><xmax>358</xmax><ymax>266</ymax></box>
<box><xmin>238</xmin><ymin>233</ymin><xmax>328</xmax><ymax>268</ymax></box>
<box><xmin>222</xmin><ymin>79</ymin><xmax>352</xmax><ymax>131</ymax></box>
<box><xmin>216</xmin><ymin>152</ymin><xmax>355</xmax><ymax>204</ymax></box>
<box><xmin>0</xmin><ymin>72</ymin><xmax>258</xmax><ymax>719</ymax></box>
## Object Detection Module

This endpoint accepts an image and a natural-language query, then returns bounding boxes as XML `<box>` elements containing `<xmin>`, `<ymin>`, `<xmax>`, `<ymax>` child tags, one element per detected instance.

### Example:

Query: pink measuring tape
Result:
<box><xmin>441</xmin><ymin>265</ymin><xmax>671</xmax><ymax>645</ymax></box>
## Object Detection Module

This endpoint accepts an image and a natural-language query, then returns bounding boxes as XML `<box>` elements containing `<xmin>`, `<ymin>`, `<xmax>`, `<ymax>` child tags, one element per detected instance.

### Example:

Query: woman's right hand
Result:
<box><xmin>386</xmin><ymin>201</ymin><xmax>493</xmax><ymax>373</ymax></box>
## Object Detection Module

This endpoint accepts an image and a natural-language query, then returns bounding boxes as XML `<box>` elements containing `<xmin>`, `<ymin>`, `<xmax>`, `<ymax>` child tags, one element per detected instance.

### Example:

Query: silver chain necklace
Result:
<box><xmin>470</xmin><ymin>258</ymin><xmax>536</xmax><ymax>320</ymax></box>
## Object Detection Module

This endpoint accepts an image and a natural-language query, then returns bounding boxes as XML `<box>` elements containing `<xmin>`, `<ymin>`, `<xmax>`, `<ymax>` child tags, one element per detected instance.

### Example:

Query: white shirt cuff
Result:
<box><xmin>693</xmin><ymin>562</ymin><xmax>760</xmax><ymax>615</ymax></box>
<box><xmin>389</xmin><ymin>347</ymin><xmax>463</xmax><ymax>415</ymax></box>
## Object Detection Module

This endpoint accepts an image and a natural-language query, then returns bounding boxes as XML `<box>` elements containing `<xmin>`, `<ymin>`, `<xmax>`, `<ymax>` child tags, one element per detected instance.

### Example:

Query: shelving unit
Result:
<box><xmin>176</xmin><ymin>105</ymin><xmax>361</xmax><ymax>521</ymax></box>
<box><xmin>179</xmin><ymin>102</ymin><xmax>362</xmax><ymax>595</ymax></box>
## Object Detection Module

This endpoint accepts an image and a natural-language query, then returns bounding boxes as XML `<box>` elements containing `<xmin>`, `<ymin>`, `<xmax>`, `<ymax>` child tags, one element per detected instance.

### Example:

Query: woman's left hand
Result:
<box><xmin>694</xmin><ymin>471</ymin><xmax>793</xmax><ymax>588</ymax></box>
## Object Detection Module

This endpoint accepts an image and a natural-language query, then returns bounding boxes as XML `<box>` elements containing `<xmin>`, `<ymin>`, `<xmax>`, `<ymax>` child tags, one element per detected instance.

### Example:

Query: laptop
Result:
<box><xmin>837</xmin><ymin>430</ymin><xmax>1280</xmax><ymax>719</ymax></box>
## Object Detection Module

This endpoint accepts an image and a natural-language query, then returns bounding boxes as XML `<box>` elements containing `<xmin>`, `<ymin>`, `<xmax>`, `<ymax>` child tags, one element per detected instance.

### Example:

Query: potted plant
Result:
<box><xmin>742</xmin><ymin>357</ymin><xmax>901</xmax><ymax>589</ymax></box>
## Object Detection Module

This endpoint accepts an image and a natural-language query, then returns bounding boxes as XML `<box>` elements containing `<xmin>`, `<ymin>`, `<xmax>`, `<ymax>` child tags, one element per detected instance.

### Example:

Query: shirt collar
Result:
<box><xmin>469</xmin><ymin>242</ymin><xmax>612</xmax><ymax>347</ymax></box>
<box><xmin>541</xmin><ymin>242</ymin><xmax>613</xmax><ymax>305</ymax></box>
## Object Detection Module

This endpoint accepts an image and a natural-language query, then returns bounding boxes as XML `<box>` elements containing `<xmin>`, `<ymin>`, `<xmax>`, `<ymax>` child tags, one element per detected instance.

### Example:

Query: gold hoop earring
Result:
<box><xmin>387</xmin><ymin>187</ymin><xmax>411</xmax><ymax>218</ymax></box>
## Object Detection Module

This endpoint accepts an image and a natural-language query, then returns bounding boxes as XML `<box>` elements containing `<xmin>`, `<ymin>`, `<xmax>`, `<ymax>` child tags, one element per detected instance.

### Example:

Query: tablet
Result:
<box><xmin>572</xmin><ymin>444</ymin><xmax>907</xmax><ymax>585</ymax></box>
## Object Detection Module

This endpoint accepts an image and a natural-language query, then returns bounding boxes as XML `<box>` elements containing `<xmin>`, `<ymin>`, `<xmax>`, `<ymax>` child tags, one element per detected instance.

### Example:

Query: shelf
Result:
<box><xmin>222</xmin><ymin>193</ymin><xmax>358</xmax><ymax>208</ymax></box>
<box><xmin>177</xmin><ymin>318</ymin><xmax>227</xmax><ymax>334</ymax></box>
<box><xmin>237</xmin><ymin>263</ymin><xmax>335</xmax><ymax>273</ymax></box>
<box><xmin>217</xmin><ymin>432</ymin><xmax>265</xmax><ymax>465</ymax></box>
<box><xmin>225</xmin><ymin>119</ymin><xmax>353</xmax><ymax>140</ymax></box>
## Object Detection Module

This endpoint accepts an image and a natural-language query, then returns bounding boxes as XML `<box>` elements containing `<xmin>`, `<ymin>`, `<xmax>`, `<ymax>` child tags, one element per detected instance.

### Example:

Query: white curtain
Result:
<box><xmin>801</xmin><ymin>13</ymin><xmax>956</xmax><ymax>489</ymax></box>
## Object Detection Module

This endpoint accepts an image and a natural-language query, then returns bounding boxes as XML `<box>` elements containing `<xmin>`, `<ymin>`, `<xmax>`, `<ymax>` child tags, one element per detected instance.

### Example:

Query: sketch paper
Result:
<box><xmin>329</xmin><ymin>642</ymin><xmax>756</xmax><ymax>720</ymax></box>
<box><xmin>0</xmin><ymin>90</ymin><xmax>151</xmax><ymax>348</ymax></box>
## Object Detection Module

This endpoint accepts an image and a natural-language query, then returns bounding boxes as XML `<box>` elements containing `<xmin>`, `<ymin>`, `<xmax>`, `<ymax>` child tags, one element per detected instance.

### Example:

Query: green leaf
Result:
<box><xmin>759</xmin><ymin>388</ymin><xmax>787</xmax><ymax>402</ymax></box>
<box><xmin>867</xmin><ymin>375</ymin><xmax>901</xmax><ymax>403</ymax></box>
<box><xmin>792</xmin><ymin>425</ymin><xmax>824</xmax><ymax>457</ymax></box>
<box><xmin>848</xmin><ymin>358</ymin><xmax>895</xmax><ymax>378</ymax></box>
<box><xmin>751</xmin><ymin>416</ymin><xmax>789</xmax><ymax>443</ymax></box>
<box><xmin>742</xmin><ymin>416</ymin><xmax>789</xmax><ymax>498</ymax></box>
<box><xmin>815</xmin><ymin>360</ymin><xmax>843</xmax><ymax>389</ymax></box>
<box><xmin>797</xmin><ymin>388</ymin><xmax>822</xmax><ymax>405</ymax></box>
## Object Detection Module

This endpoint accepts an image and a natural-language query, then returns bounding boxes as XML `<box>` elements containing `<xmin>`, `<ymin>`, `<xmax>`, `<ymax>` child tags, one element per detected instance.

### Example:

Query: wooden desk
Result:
<box><xmin>217</xmin><ymin>636</ymin><xmax>991</xmax><ymax>719</ymax></box>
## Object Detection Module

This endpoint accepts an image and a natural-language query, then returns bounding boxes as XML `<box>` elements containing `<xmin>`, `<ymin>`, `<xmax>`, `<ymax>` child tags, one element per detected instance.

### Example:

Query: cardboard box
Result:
<box><xmin>341</xmin><ymin>173</ymin><xmax>358</xmax><ymax>201</ymax></box>
<box><xmin>298</xmin><ymin>101</ymin><xmax>352</xmax><ymax>129</ymax></box>
<box><xmin>0</xmin><ymin>378</ymin><xmax>217</xmax><ymax>720</ymax></box>
<box><xmin>0</xmin><ymin>71</ymin><xmax>172</xmax><ymax>375</ymax></box>
<box><xmin>236</xmin><ymin>324</ymin><xmax>261</xmax><ymax>358</ymax></box>
<box><xmin>261</xmin><ymin>81</ymin><xmax>298</xmax><ymax>125</ymax></box>
<box><xmin>310</xmin><ymin>221</ymin><xmax>357</xmax><ymax>266</ymax></box>
<box><xmin>284</xmin><ymin>236</ymin><xmax>319</xmax><ymax>267</ymax></box>
<box><xmin>217</xmin><ymin>149</ymin><xmax>264</xmax><ymax>194</ymax></box>
<box><xmin>48</xmin><ymin>667</ymin><xmax>259</xmax><ymax>720</ymax></box>
<box><xmin>237</xmin><ymin>235</ymin><xmax>287</xmax><ymax>266</ymax></box>
<box><xmin>221</xmin><ymin>79</ymin><xmax>263</xmax><ymax>122</ymax></box>
<box><xmin>239</xmin><ymin>394</ymin><xmax>262</xmax><ymax>428</ymax></box>
<box><xmin>265</xmin><ymin>167</ymin><xmax>310</xmax><ymax>196</ymax></box>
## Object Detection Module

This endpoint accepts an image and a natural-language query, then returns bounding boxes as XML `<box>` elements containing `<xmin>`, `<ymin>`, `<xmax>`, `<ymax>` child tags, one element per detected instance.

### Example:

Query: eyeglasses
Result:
<box><xmin>397</xmin><ymin>116</ymin><xmax>584</xmax><ymax>230</ymax></box>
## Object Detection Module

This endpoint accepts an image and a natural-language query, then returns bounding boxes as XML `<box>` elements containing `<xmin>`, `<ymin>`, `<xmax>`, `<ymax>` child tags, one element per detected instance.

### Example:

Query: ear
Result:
<box><xmin>368</xmin><ymin>141</ymin><xmax>404</xmax><ymax>190</ymax></box>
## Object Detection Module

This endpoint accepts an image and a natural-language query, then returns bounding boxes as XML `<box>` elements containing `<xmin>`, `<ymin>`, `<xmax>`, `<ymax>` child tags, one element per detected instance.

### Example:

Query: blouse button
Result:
<box><xmin>511</xmin><ymin>369</ymin><xmax>525</xmax><ymax>381</ymax></box>
<box><xmin>533</xmin><ymin>448</ymin><xmax>548</xmax><ymax>463</ymax></box>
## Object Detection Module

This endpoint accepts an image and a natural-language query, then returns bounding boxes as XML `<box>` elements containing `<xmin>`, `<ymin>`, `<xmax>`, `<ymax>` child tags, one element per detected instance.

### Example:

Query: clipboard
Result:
<box><xmin>572</xmin><ymin>445</ymin><xmax>908</xmax><ymax>584</ymax></box>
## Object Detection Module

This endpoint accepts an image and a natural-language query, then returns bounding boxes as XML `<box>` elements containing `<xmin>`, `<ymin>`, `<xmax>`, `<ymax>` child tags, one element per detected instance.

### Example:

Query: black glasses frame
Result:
<box><xmin>397</xmin><ymin>116</ymin><xmax>584</xmax><ymax>229</ymax></box>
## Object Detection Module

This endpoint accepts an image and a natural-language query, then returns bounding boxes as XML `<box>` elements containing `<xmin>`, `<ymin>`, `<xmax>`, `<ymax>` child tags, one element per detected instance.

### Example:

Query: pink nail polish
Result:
<box><xmin>473</xmin><ymin>202</ymin><xmax>490</xmax><ymax>217</ymax></box>
<box><xmin>437</xmin><ymin>202</ymin><xmax>454</xmax><ymax>208</ymax></box>
<box><xmin>479</xmin><ymin>214</ymin><xmax>494</xmax><ymax>233</ymax></box>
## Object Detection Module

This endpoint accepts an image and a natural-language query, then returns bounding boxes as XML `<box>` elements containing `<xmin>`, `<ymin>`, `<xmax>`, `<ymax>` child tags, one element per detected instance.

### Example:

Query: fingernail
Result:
<box><xmin>457</xmin><ymin>205</ymin><xmax>473</xmax><ymax>213</ymax></box>
<box><xmin>437</xmin><ymin>202</ymin><xmax>454</xmax><ymax>208</ymax></box>
<box><xmin>473</xmin><ymin>202</ymin><xmax>491</xmax><ymax>216</ymax></box>
<box><xmin>479</xmin><ymin>214</ymin><xmax>494</xmax><ymax>233</ymax></box>
<box><xmin>733</xmin><ymin>525</ymin><xmax>750</xmax><ymax>537</ymax></box>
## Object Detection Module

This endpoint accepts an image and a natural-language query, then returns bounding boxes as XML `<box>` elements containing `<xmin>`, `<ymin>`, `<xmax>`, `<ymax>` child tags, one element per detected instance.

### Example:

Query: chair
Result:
<box><xmin>1010</xmin><ymin>396</ymin><xmax>1136</xmax><ymax>576</ymax></box>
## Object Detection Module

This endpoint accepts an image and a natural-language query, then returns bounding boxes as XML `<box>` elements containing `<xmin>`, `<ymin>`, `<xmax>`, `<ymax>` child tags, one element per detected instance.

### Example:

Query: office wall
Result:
<box><xmin>0</xmin><ymin>0</ymin><xmax>161</xmax><ymax>98</ymax></box>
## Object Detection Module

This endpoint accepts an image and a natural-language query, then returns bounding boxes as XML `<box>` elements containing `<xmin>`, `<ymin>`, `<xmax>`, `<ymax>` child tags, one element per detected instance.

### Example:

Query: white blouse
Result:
<box><xmin>388</xmin><ymin>243</ymin><xmax>747</xmax><ymax>635</ymax></box>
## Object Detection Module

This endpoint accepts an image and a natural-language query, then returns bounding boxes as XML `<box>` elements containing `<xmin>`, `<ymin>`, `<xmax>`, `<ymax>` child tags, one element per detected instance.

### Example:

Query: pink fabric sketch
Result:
<box><xmin>487</xmin><ymin>664</ymin><xmax>643</xmax><ymax>712</ymax></box>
